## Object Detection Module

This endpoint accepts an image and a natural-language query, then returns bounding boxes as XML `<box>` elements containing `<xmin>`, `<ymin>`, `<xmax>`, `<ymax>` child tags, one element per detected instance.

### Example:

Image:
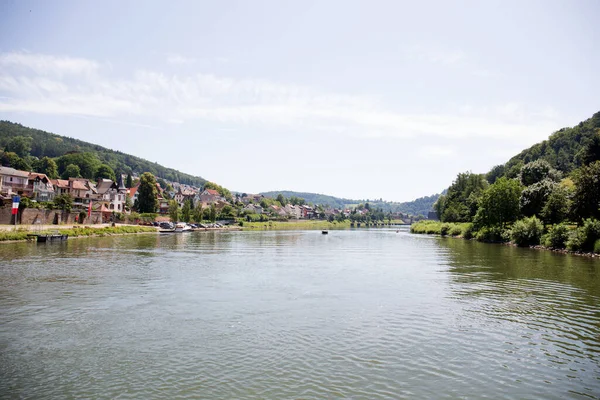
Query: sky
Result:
<box><xmin>0</xmin><ymin>0</ymin><xmax>598</xmax><ymax>202</ymax></box>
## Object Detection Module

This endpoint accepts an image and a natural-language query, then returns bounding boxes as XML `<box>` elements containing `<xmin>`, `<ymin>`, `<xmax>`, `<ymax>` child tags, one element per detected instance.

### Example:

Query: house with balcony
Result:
<box><xmin>0</xmin><ymin>167</ymin><xmax>30</xmax><ymax>197</ymax></box>
<box><xmin>27</xmin><ymin>173</ymin><xmax>55</xmax><ymax>202</ymax></box>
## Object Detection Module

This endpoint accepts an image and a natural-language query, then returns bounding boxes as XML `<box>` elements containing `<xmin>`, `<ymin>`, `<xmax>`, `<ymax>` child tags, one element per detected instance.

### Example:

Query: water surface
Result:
<box><xmin>1</xmin><ymin>228</ymin><xmax>599</xmax><ymax>399</ymax></box>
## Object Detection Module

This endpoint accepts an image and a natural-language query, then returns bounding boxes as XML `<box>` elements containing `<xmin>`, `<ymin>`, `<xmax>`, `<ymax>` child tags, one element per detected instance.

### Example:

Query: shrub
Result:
<box><xmin>511</xmin><ymin>216</ymin><xmax>544</xmax><ymax>246</ymax></box>
<box><xmin>567</xmin><ymin>218</ymin><xmax>600</xmax><ymax>252</ymax></box>
<box><xmin>594</xmin><ymin>239</ymin><xmax>600</xmax><ymax>254</ymax></box>
<box><xmin>462</xmin><ymin>223</ymin><xmax>475</xmax><ymax>239</ymax></box>
<box><xmin>450</xmin><ymin>225</ymin><xmax>463</xmax><ymax>236</ymax></box>
<box><xmin>476</xmin><ymin>226</ymin><xmax>509</xmax><ymax>243</ymax></box>
<box><xmin>544</xmin><ymin>223</ymin><xmax>570</xmax><ymax>249</ymax></box>
<box><xmin>440</xmin><ymin>223</ymin><xmax>451</xmax><ymax>236</ymax></box>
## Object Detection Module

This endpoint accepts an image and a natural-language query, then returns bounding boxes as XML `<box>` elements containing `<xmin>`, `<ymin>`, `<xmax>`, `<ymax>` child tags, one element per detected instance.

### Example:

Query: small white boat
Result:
<box><xmin>174</xmin><ymin>223</ymin><xmax>193</xmax><ymax>233</ymax></box>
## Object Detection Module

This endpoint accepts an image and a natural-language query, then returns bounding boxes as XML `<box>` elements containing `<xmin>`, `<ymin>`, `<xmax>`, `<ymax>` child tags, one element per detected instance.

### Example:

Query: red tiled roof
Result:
<box><xmin>52</xmin><ymin>179</ymin><xmax>70</xmax><ymax>188</ymax></box>
<box><xmin>204</xmin><ymin>189</ymin><xmax>220</xmax><ymax>196</ymax></box>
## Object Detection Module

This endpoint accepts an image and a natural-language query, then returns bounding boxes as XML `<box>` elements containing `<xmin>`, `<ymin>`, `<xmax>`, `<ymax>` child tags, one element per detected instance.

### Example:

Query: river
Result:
<box><xmin>1</xmin><ymin>227</ymin><xmax>599</xmax><ymax>399</ymax></box>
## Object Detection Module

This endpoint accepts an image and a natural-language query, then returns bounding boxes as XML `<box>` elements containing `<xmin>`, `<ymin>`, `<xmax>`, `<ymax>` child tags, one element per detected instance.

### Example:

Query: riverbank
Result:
<box><xmin>410</xmin><ymin>220</ymin><xmax>600</xmax><ymax>257</ymax></box>
<box><xmin>0</xmin><ymin>224</ymin><xmax>158</xmax><ymax>242</ymax></box>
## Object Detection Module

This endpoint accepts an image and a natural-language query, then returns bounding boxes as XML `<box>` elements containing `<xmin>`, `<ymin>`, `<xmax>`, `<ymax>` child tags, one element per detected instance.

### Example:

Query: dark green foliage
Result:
<box><xmin>571</xmin><ymin>161</ymin><xmax>600</xmax><ymax>221</ymax></box>
<box><xmin>476</xmin><ymin>226</ymin><xmax>510</xmax><ymax>243</ymax></box>
<box><xmin>486</xmin><ymin>164</ymin><xmax>505</xmax><ymax>184</ymax></box>
<box><xmin>6</xmin><ymin>136</ymin><xmax>32</xmax><ymax>157</ymax></box>
<box><xmin>510</xmin><ymin>216</ymin><xmax>544</xmax><ymax>246</ymax></box>
<box><xmin>34</xmin><ymin>156</ymin><xmax>58</xmax><ymax>178</ymax></box>
<box><xmin>540</xmin><ymin>185</ymin><xmax>571</xmax><ymax>225</ymax></box>
<box><xmin>440</xmin><ymin>172</ymin><xmax>488</xmax><ymax>222</ymax></box>
<box><xmin>567</xmin><ymin>218</ymin><xmax>600</xmax><ymax>252</ymax></box>
<box><xmin>0</xmin><ymin>121</ymin><xmax>206</xmax><ymax>186</ymax></box>
<box><xmin>543</xmin><ymin>223</ymin><xmax>570</xmax><ymax>249</ymax></box>
<box><xmin>168</xmin><ymin>200</ymin><xmax>179</xmax><ymax>222</ymax></box>
<box><xmin>53</xmin><ymin>193</ymin><xmax>73</xmax><ymax>211</ymax></box>
<box><xmin>138</xmin><ymin>172</ymin><xmax>159</xmax><ymax>213</ymax></box>
<box><xmin>594</xmin><ymin>239</ymin><xmax>600</xmax><ymax>254</ymax></box>
<box><xmin>62</xmin><ymin>164</ymin><xmax>81</xmax><ymax>179</ymax></box>
<box><xmin>95</xmin><ymin>164</ymin><xmax>116</xmax><ymax>181</ymax></box>
<box><xmin>125</xmin><ymin>173</ymin><xmax>133</xmax><ymax>188</ymax></box>
<box><xmin>501</xmin><ymin>112</ymin><xmax>600</xmax><ymax>178</ymax></box>
<box><xmin>520</xmin><ymin>179</ymin><xmax>558</xmax><ymax>217</ymax></box>
<box><xmin>181</xmin><ymin>199</ymin><xmax>193</xmax><ymax>222</ymax></box>
<box><xmin>579</xmin><ymin>131</ymin><xmax>600</xmax><ymax>165</ymax></box>
<box><xmin>56</xmin><ymin>152</ymin><xmax>100</xmax><ymax>179</ymax></box>
<box><xmin>474</xmin><ymin>177</ymin><xmax>522</xmax><ymax>228</ymax></box>
<box><xmin>1</xmin><ymin>151</ymin><xmax>31</xmax><ymax>170</ymax></box>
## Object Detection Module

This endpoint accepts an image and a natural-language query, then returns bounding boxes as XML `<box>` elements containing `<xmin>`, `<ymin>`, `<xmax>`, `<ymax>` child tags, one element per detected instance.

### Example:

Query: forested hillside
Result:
<box><xmin>0</xmin><ymin>121</ymin><xmax>206</xmax><ymax>186</ymax></box>
<box><xmin>487</xmin><ymin>111</ymin><xmax>600</xmax><ymax>183</ymax></box>
<box><xmin>425</xmin><ymin>111</ymin><xmax>600</xmax><ymax>253</ymax></box>
<box><xmin>261</xmin><ymin>190</ymin><xmax>440</xmax><ymax>216</ymax></box>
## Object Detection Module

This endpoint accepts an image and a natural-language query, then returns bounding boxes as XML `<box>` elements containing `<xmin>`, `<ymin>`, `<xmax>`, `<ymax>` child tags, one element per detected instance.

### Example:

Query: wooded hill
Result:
<box><xmin>0</xmin><ymin>121</ymin><xmax>207</xmax><ymax>186</ymax></box>
<box><xmin>487</xmin><ymin>111</ymin><xmax>600</xmax><ymax>183</ymax></box>
<box><xmin>261</xmin><ymin>190</ymin><xmax>440</xmax><ymax>216</ymax></box>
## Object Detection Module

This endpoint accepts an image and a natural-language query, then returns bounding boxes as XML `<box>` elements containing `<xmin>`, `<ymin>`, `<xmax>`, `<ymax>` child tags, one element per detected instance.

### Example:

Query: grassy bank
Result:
<box><xmin>411</xmin><ymin>219</ymin><xmax>600</xmax><ymax>256</ymax></box>
<box><xmin>0</xmin><ymin>225</ymin><xmax>157</xmax><ymax>242</ymax></box>
<box><xmin>242</xmin><ymin>220</ymin><xmax>352</xmax><ymax>230</ymax></box>
<box><xmin>410</xmin><ymin>220</ymin><xmax>474</xmax><ymax>238</ymax></box>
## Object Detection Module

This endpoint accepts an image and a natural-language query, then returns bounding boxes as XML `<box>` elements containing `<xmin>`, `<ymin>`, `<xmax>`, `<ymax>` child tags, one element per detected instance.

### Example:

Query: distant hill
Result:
<box><xmin>0</xmin><ymin>121</ymin><xmax>207</xmax><ymax>186</ymax></box>
<box><xmin>489</xmin><ymin>111</ymin><xmax>600</xmax><ymax>182</ymax></box>
<box><xmin>261</xmin><ymin>190</ymin><xmax>440</xmax><ymax>216</ymax></box>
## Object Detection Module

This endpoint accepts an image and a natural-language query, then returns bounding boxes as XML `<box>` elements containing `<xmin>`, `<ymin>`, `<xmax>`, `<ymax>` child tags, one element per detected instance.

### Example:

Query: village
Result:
<box><xmin>0</xmin><ymin>165</ymin><xmax>411</xmax><ymax>226</ymax></box>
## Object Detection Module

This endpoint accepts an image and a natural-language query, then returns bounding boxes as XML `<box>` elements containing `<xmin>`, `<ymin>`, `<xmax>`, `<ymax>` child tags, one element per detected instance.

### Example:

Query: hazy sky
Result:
<box><xmin>1</xmin><ymin>1</ymin><xmax>598</xmax><ymax>202</ymax></box>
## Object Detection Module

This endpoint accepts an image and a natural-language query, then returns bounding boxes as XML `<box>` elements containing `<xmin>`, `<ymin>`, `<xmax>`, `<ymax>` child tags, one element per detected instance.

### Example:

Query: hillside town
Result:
<box><xmin>0</xmin><ymin>166</ymin><xmax>412</xmax><ymax>225</ymax></box>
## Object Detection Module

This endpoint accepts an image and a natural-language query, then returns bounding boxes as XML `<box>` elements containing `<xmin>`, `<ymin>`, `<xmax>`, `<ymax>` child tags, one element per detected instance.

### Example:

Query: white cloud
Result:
<box><xmin>0</xmin><ymin>51</ymin><xmax>100</xmax><ymax>76</ymax></box>
<box><xmin>166</xmin><ymin>53</ymin><xmax>196</xmax><ymax>65</ymax></box>
<box><xmin>0</xmin><ymin>51</ymin><xmax>559</xmax><ymax>147</ymax></box>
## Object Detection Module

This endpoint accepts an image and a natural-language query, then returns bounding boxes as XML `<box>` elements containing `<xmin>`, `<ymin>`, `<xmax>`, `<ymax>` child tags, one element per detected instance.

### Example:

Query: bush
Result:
<box><xmin>462</xmin><ymin>223</ymin><xmax>475</xmax><ymax>239</ymax></box>
<box><xmin>544</xmin><ymin>223</ymin><xmax>570</xmax><ymax>249</ymax></box>
<box><xmin>511</xmin><ymin>216</ymin><xmax>544</xmax><ymax>246</ymax></box>
<box><xmin>594</xmin><ymin>239</ymin><xmax>600</xmax><ymax>254</ymax></box>
<box><xmin>567</xmin><ymin>219</ymin><xmax>600</xmax><ymax>252</ymax></box>
<box><xmin>440</xmin><ymin>223</ymin><xmax>451</xmax><ymax>236</ymax></box>
<box><xmin>450</xmin><ymin>225</ymin><xmax>463</xmax><ymax>236</ymax></box>
<box><xmin>476</xmin><ymin>226</ymin><xmax>510</xmax><ymax>243</ymax></box>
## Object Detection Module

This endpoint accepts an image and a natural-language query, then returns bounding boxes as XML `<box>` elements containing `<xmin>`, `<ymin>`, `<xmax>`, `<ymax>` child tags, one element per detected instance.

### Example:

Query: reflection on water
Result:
<box><xmin>0</xmin><ymin>229</ymin><xmax>599</xmax><ymax>399</ymax></box>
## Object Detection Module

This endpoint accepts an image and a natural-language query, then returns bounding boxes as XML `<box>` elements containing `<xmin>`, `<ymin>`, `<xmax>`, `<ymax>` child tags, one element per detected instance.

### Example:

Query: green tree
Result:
<box><xmin>7</xmin><ymin>136</ymin><xmax>32</xmax><ymax>157</ymax></box>
<box><xmin>168</xmin><ymin>200</ymin><xmax>180</xmax><ymax>222</ymax></box>
<box><xmin>181</xmin><ymin>199</ymin><xmax>193</xmax><ymax>222</ymax></box>
<box><xmin>520</xmin><ymin>179</ymin><xmax>558</xmax><ymax>217</ymax></box>
<box><xmin>62</xmin><ymin>163</ymin><xmax>81</xmax><ymax>179</ymax></box>
<box><xmin>95</xmin><ymin>164</ymin><xmax>116</xmax><ymax>181</ymax></box>
<box><xmin>541</xmin><ymin>185</ymin><xmax>571</xmax><ymax>225</ymax></box>
<box><xmin>440</xmin><ymin>172</ymin><xmax>488</xmax><ymax>222</ymax></box>
<box><xmin>193</xmin><ymin>203</ymin><xmax>203</xmax><ymax>223</ymax></box>
<box><xmin>56</xmin><ymin>152</ymin><xmax>101</xmax><ymax>179</ymax></box>
<box><xmin>571</xmin><ymin>161</ymin><xmax>600</xmax><ymax>221</ymax></box>
<box><xmin>53</xmin><ymin>193</ymin><xmax>73</xmax><ymax>212</ymax></box>
<box><xmin>209</xmin><ymin>204</ymin><xmax>217</xmax><ymax>222</ymax></box>
<box><xmin>486</xmin><ymin>164</ymin><xmax>506</xmax><ymax>184</ymax></box>
<box><xmin>35</xmin><ymin>156</ymin><xmax>58</xmax><ymax>178</ymax></box>
<box><xmin>474</xmin><ymin>177</ymin><xmax>522</xmax><ymax>228</ymax></box>
<box><xmin>276</xmin><ymin>193</ymin><xmax>286</xmax><ymax>206</ymax></box>
<box><xmin>137</xmin><ymin>172</ymin><xmax>159</xmax><ymax>213</ymax></box>
<box><xmin>125</xmin><ymin>173</ymin><xmax>133</xmax><ymax>188</ymax></box>
<box><xmin>519</xmin><ymin>160</ymin><xmax>560</xmax><ymax>186</ymax></box>
<box><xmin>579</xmin><ymin>131</ymin><xmax>600</xmax><ymax>165</ymax></box>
